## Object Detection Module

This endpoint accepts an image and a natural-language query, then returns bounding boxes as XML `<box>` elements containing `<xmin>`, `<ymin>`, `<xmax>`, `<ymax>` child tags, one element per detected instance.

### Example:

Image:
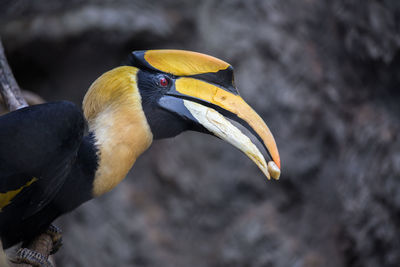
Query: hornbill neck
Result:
<box><xmin>83</xmin><ymin>66</ymin><xmax>153</xmax><ymax>197</ymax></box>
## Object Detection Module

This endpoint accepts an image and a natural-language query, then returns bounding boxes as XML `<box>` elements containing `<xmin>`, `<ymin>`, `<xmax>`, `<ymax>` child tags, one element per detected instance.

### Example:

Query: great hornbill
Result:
<box><xmin>0</xmin><ymin>50</ymin><xmax>280</xmax><ymax>264</ymax></box>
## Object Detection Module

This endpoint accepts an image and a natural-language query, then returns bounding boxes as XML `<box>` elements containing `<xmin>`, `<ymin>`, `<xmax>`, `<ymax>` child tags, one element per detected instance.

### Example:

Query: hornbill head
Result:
<box><xmin>130</xmin><ymin>50</ymin><xmax>281</xmax><ymax>180</ymax></box>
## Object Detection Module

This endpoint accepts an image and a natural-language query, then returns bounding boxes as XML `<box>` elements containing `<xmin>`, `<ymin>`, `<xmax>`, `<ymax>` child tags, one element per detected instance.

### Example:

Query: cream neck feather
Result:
<box><xmin>83</xmin><ymin>66</ymin><xmax>153</xmax><ymax>197</ymax></box>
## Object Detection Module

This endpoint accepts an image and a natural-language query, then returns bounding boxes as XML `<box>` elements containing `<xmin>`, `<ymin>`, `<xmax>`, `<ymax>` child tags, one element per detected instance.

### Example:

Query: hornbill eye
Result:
<box><xmin>158</xmin><ymin>76</ymin><xmax>169</xmax><ymax>88</ymax></box>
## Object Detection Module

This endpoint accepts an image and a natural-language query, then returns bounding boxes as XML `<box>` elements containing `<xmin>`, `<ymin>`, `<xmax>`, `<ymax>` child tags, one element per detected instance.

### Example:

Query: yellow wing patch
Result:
<box><xmin>0</xmin><ymin>177</ymin><xmax>38</xmax><ymax>211</ymax></box>
<box><xmin>144</xmin><ymin>50</ymin><xmax>230</xmax><ymax>76</ymax></box>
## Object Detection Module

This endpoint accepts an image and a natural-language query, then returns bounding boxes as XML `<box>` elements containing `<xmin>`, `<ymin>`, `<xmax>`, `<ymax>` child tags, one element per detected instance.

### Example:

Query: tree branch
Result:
<box><xmin>0</xmin><ymin>37</ymin><xmax>54</xmax><ymax>267</ymax></box>
<box><xmin>0</xmin><ymin>38</ymin><xmax>28</xmax><ymax>111</ymax></box>
<box><xmin>0</xmin><ymin>242</ymin><xmax>10</xmax><ymax>267</ymax></box>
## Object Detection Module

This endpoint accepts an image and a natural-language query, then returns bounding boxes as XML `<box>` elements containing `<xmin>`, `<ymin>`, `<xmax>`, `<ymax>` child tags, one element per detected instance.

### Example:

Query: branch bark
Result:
<box><xmin>0</xmin><ymin>242</ymin><xmax>10</xmax><ymax>267</ymax></box>
<box><xmin>0</xmin><ymin>38</ymin><xmax>28</xmax><ymax>111</ymax></box>
<box><xmin>0</xmin><ymin>38</ymin><xmax>54</xmax><ymax>267</ymax></box>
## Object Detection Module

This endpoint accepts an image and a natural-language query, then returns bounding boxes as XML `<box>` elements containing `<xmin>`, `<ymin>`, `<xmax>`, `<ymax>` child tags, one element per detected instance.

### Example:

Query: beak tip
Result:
<box><xmin>268</xmin><ymin>161</ymin><xmax>281</xmax><ymax>180</ymax></box>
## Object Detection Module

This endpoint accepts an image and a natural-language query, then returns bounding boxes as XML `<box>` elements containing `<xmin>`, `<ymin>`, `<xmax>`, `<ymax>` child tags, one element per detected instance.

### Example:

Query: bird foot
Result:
<box><xmin>45</xmin><ymin>224</ymin><xmax>63</xmax><ymax>255</ymax></box>
<box><xmin>10</xmin><ymin>248</ymin><xmax>53</xmax><ymax>267</ymax></box>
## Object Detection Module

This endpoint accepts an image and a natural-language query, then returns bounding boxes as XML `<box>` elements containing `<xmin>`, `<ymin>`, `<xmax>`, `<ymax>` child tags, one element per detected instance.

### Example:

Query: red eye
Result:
<box><xmin>159</xmin><ymin>77</ymin><xmax>169</xmax><ymax>87</ymax></box>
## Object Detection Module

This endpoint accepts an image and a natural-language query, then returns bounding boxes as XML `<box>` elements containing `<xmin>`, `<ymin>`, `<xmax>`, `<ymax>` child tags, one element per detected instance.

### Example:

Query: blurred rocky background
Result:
<box><xmin>1</xmin><ymin>0</ymin><xmax>400</xmax><ymax>266</ymax></box>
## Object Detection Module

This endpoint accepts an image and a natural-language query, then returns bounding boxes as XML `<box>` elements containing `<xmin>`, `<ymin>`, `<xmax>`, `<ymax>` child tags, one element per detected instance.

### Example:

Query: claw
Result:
<box><xmin>11</xmin><ymin>248</ymin><xmax>53</xmax><ymax>267</ymax></box>
<box><xmin>45</xmin><ymin>224</ymin><xmax>63</xmax><ymax>255</ymax></box>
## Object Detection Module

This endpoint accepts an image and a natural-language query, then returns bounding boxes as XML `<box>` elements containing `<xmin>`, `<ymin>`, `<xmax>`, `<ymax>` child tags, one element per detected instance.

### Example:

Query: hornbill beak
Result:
<box><xmin>131</xmin><ymin>50</ymin><xmax>281</xmax><ymax>180</ymax></box>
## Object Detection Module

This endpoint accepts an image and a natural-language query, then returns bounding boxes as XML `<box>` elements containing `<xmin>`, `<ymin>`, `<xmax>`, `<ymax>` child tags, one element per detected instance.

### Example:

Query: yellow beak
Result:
<box><xmin>175</xmin><ymin>78</ymin><xmax>281</xmax><ymax>180</ymax></box>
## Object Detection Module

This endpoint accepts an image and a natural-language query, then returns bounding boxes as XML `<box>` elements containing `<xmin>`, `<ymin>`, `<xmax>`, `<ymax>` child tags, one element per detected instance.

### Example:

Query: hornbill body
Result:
<box><xmin>0</xmin><ymin>50</ymin><xmax>281</xmax><ymax>250</ymax></box>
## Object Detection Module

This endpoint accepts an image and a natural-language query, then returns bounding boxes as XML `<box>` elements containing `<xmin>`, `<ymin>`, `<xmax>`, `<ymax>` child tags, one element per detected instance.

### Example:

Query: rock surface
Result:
<box><xmin>1</xmin><ymin>0</ymin><xmax>400</xmax><ymax>266</ymax></box>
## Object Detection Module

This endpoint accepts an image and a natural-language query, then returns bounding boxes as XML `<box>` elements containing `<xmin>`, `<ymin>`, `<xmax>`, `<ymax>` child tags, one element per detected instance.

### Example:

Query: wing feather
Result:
<box><xmin>0</xmin><ymin>101</ymin><xmax>85</xmax><ymax>218</ymax></box>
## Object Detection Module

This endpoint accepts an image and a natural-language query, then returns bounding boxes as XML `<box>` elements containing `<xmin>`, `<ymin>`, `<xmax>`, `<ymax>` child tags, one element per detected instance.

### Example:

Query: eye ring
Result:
<box><xmin>159</xmin><ymin>76</ymin><xmax>169</xmax><ymax>87</ymax></box>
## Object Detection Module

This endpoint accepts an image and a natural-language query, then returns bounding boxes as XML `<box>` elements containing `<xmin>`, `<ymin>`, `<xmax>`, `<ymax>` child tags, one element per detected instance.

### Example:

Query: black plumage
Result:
<box><xmin>0</xmin><ymin>101</ymin><xmax>98</xmax><ymax>248</ymax></box>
